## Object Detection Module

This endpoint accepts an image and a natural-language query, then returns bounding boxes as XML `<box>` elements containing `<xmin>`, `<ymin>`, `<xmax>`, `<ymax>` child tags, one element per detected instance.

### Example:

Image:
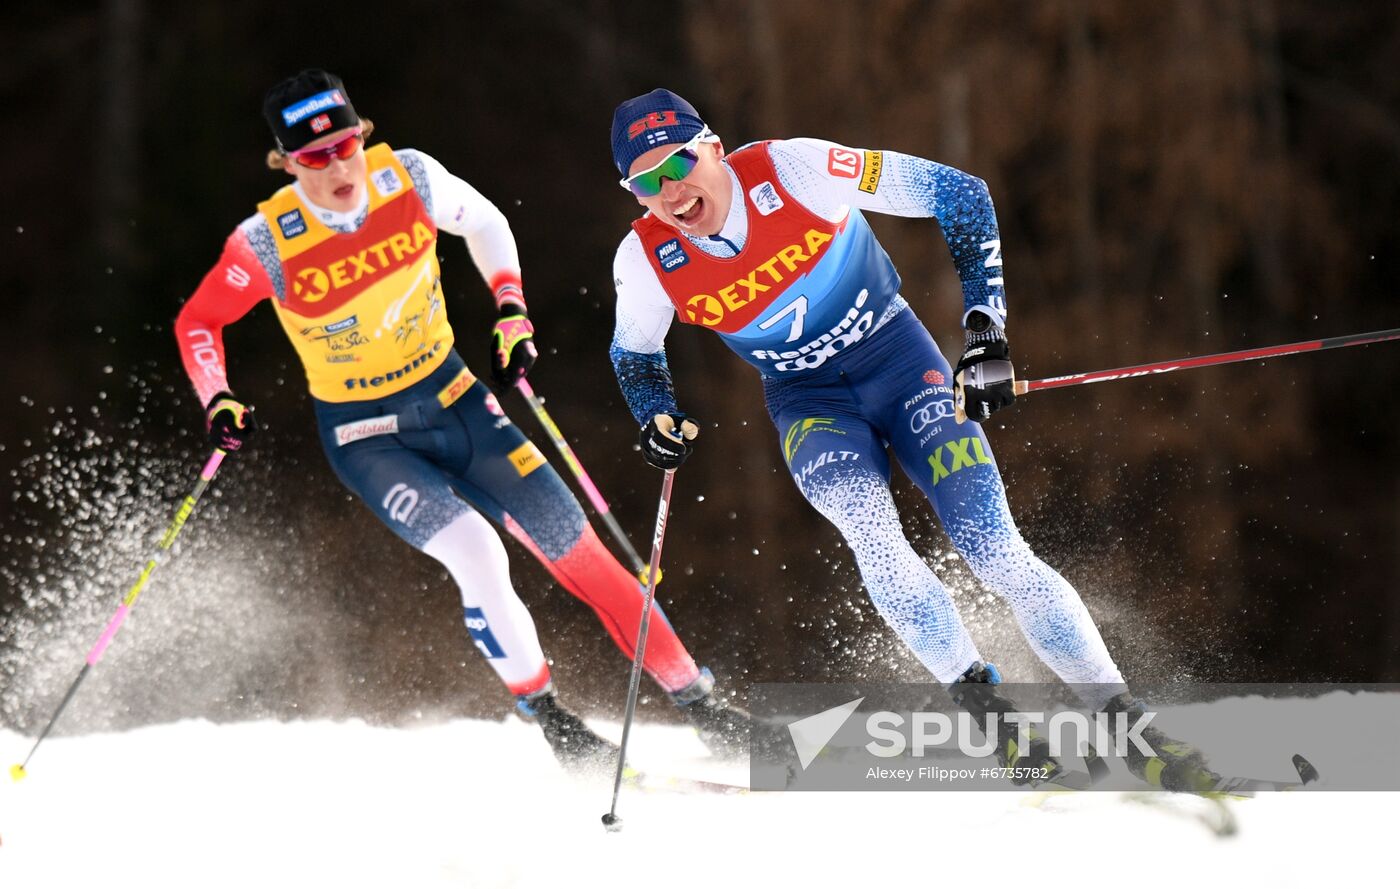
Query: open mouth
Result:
<box><xmin>672</xmin><ymin>196</ymin><xmax>703</xmax><ymax>226</ymax></box>
<box><xmin>334</xmin><ymin>184</ymin><xmax>355</xmax><ymax>199</ymax></box>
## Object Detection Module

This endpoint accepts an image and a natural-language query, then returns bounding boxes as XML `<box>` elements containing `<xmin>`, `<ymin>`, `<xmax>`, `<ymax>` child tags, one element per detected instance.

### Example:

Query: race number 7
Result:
<box><xmin>758</xmin><ymin>295</ymin><xmax>809</xmax><ymax>343</ymax></box>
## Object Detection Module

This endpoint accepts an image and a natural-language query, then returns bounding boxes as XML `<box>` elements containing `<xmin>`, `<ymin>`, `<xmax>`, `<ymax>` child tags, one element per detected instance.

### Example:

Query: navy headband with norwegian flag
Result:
<box><xmin>263</xmin><ymin>69</ymin><xmax>360</xmax><ymax>152</ymax></box>
<box><xmin>610</xmin><ymin>88</ymin><xmax>709</xmax><ymax>175</ymax></box>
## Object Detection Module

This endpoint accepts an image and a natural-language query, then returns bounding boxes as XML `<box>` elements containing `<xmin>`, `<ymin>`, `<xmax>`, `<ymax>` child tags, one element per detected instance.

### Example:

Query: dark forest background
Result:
<box><xmin>1</xmin><ymin>1</ymin><xmax>1397</xmax><ymax>735</ymax></box>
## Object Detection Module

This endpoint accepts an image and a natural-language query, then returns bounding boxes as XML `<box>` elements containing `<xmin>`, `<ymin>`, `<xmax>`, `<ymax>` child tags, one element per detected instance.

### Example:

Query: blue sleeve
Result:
<box><xmin>768</xmin><ymin>140</ymin><xmax>1008</xmax><ymax>328</ymax></box>
<box><xmin>919</xmin><ymin>161</ymin><xmax>1006</xmax><ymax>326</ymax></box>
<box><xmin>609</xmin><ymin>343</ymin><xmax>679</xmax><ymax>427</ymax></box>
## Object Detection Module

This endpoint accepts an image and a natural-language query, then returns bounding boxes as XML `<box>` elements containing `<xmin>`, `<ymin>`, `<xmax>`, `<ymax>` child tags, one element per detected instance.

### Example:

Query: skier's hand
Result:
<box><xmin>206</xmin><ymin>392</ymin><xmax>257</xmax><ymax>452</ymax></box>
<box><xmin>490</xmin><ymin>304</ymin><xmax>537</xmax><ymax>390</ymax></box>
<box><xmin>640</xmin><ymin>413</ymin><xmax>699</xmax><ymax>469</ymax></box>
<box><xmin>954</xmin><ymin>312</ymin><xmax>1016</xmax><ymax>423</ymax></box>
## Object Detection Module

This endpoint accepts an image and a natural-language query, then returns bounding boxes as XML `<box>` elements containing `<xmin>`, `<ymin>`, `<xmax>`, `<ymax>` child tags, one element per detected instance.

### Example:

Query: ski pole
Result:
<box><xmin>515</xmin><ymin>379</ymin><xmax>653</xmax><ymax>581</ymax></box>
<box><xmin>9</xmin><ymin>449</ymin><xmax>227</xmax><ymax>781</ymax></box>
<box><xmin>601</xmin><ymin>468</ymin><xmax>677</xmax><ymax>833</ymax></box>
<box><xmin>957</xmin><ymin>326</ymin><xmax>1400</xmax><ymax>421</ymax></box>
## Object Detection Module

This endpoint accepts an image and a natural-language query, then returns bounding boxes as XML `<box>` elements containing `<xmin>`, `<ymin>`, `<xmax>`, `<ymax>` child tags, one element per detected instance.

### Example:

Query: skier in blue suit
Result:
<box><xmin>604</xmin><ymin>89</ymin><xmax>1216</xmax><ymax>791</ymax></box>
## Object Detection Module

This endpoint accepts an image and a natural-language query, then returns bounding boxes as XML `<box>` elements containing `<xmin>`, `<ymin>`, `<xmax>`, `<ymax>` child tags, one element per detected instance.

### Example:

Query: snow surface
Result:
<box><xmin>0</xmin><ymin>717</ymin><xmax>1388</xmax><ymax>888</ymax></box>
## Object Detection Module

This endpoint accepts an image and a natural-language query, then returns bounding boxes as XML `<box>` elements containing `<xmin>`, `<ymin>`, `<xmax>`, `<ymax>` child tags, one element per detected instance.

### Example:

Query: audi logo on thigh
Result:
<box><xmin>909</xmin><ymin>398</ymin><xmax>956</xmax><ymax>434</ymax></box>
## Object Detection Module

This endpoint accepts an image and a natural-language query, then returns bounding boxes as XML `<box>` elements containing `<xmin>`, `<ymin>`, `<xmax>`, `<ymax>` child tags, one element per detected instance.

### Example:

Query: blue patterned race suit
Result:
<box><xmin>611</xmin><ymin>138</ymin><xmax>1125</xmax><ymax>702</ymax></box>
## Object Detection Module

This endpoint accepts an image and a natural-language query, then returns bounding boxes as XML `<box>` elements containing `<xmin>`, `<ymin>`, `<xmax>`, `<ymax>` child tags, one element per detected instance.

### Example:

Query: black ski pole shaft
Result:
<box><xmin>602</xmin><ymin>468</ymin><xmax>676</xmax><ymax>831</ymax></box>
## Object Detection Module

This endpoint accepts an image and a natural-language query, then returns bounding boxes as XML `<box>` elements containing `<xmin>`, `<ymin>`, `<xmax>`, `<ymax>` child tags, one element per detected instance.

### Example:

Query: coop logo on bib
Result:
<box><xmin>277</xmin><ymin>209</ymin><xmax>307</xmax><ymax>239</ymax></box>
<box><xmin>655</xmin><ymin>238</ymin><xmax>690</xmax><ymax>272</ymax></box>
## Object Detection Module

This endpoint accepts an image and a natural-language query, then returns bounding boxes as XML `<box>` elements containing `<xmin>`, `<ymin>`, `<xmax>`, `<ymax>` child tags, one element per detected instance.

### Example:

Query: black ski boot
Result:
<box><xmin>671</xmin><ymin>668</ymin><xmax>754</xmax><ymax>760</ymax></box>
<box><xmin>517</xmin><ymin>687</ymin><xmax>619</xmax><ymax>773</ymax></box>
<box><xmin>1101</xmin><ymin>692</ymin><xmax>1220</xmax><ymax>793</ymax></box>
<box><xmin>949</xmin><ymin>661</ymin><xmax>1065</xmax><ymax>787</ymax></box>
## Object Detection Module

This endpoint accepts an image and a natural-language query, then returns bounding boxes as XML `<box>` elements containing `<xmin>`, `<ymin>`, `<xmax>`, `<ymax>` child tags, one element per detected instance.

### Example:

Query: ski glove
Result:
<box><xmin>954</xmin><ymin>315</ymin><xmax>1017</xmax><ymax>422</ymax></box>
<box><xmin>640</xmin><ymin>413</ymin><xmax>700</xmax><ymax>470</ymax></box>
<box><xmin>490</xmin><ymin>305</ymin><xmax>537</xmax><ymax>390</ymax></box>
<box><xmin>205</xmin><ymin>392</ymin><xmax>256</xmax><ymax>452</ymax></box>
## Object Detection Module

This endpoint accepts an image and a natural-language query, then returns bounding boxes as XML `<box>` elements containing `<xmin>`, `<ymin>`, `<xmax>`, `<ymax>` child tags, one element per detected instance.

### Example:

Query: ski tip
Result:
<box><xmin>1292</xmin><ymin>754</ymin><xmax>1320</xmax><ymax>785</ymax></box>
<box><xmin>601</xmin><ymin>813</ymin><xmax>623</xmax><ymax>833</ymax></box>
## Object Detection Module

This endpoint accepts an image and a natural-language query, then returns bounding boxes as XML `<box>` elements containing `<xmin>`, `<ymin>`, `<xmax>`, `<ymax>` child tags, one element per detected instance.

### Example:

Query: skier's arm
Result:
<box><xmin>401</xmin><ymin>148</ymin><xmax>524</xmax><ymax>310</ymax></box>
<box><xmin>403</xmin><ymin>148</ymin><xmax>533</xmax><ymax>386</ymax></box>
<box><xmin>174</xmin><ymin>225</ymin><xmax>272</xmax><ymax>407</ymax></box>
<box><xmin>610</xmin><ymin>231</ymin><xmax>681</xmax><ymax>427</ymax></box>
<box><xmin>770</xmin><ymin>138</ymin><xmax>1007</xmax><ymax>331</ymax></box>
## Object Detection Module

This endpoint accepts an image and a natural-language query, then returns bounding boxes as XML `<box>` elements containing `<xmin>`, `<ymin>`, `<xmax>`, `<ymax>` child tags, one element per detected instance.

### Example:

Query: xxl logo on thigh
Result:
<box><xmin>928</xmin><ymin>437</ymin><xmax>994</xmax><ymax>487</ymax></box>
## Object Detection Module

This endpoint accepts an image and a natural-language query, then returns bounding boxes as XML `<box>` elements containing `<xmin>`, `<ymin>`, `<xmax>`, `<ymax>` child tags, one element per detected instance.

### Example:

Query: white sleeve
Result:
<box><xmin>768</xmin><ymin>138</ymin><xmax>943</xmax><ymax>220</ymax></box>
<box><xmin>612</xmin><ymin>231</ymin><xmax>675</xmax><ymax>354</ymax></box>
<box><xmin>399</xmin><ymin>148</ymin><xmax>521</xmax><ymax>284</ymax></box>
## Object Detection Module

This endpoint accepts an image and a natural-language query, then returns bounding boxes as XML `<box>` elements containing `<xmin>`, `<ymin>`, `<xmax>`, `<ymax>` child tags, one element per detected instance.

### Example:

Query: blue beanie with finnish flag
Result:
<box><xmin>610</xmin><ymin>88</ymin><xmax>709</xmax><ymax>175</ymax></box>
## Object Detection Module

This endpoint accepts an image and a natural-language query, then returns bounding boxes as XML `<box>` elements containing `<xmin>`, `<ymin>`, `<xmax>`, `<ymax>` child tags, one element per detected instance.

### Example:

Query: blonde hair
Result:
<box><xmin>265</xmin><ymin>118</ymin><xmax>375</xmax><ymax>170</ymax></box>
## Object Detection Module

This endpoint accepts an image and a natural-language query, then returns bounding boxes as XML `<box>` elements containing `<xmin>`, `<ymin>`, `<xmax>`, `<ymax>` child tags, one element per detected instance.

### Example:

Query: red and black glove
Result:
<box><xmin>490</xmin><ymin>304</ymin><xmax>537</xmax><ymax>390</ymax></box>
<box><xmin>205</xmin><ymin>392</ymin><xmax>256</xmax><ymax>452</ymax></box>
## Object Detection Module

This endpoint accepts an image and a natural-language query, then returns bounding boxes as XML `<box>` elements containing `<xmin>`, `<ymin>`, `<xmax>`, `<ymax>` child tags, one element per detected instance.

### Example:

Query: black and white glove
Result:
<box><xmin>205</xmin><ymin>392</ymin><xmax>257</xmax><ymax>452</ymax></box>
<box><xmin>640</xmin><ymin>413</ymin><xmax>699</xmax><ymax>470</ymax></box>
<box><xmin>954</xmin><ymin>312</ymin><xmax>1016</xmax><ymax>423</ymax></box>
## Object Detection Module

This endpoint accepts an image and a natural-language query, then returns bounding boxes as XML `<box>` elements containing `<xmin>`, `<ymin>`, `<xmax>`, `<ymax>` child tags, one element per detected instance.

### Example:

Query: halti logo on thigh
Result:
<box><xmin>792</xmin><ymin>450</ymin><xmax>860</xmax><ymax>487</ymax></box>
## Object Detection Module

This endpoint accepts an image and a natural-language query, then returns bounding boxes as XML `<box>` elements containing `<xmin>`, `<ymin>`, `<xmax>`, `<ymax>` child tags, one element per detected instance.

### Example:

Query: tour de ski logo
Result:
<box><xmin>372</xmin><ymin>167</ymin><xmax>403</xmax><ymax>197</ymax></box>
<box><xmin>749</xmin><ymin>181</ymin><xmax>785</xmax><ymax>216</ymax></box>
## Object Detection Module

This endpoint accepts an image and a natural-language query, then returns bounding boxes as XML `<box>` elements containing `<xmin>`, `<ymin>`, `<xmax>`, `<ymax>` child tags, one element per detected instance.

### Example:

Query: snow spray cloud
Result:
<box><xmin>0</xmin><ymin>376</ymin><xmax>363</xmax><ymax>735</ymax></box>
<box><xmin>749</xmin><ymin>682</ymin><xmax>1400</xmax><ymax>791</ymax></box>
